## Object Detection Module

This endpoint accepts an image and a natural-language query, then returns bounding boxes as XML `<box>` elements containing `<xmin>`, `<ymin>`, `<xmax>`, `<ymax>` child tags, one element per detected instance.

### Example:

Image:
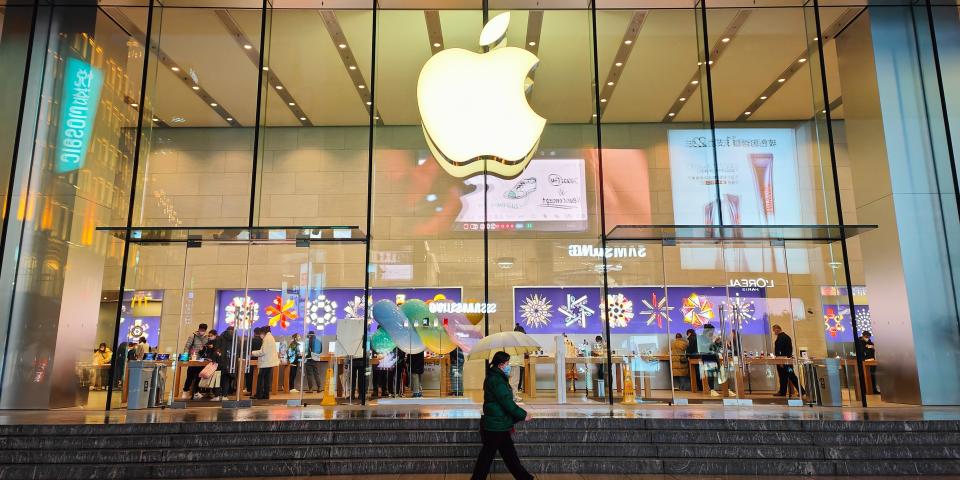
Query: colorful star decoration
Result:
<box><xmin>225</xmin><ymin>296</ymin><xmax>259</xmax><ymax>330</ymax></box>
<box><xmin>520</xmin><ymin>294</ymin><xmax>553</xmax><ymax>328</ymax></box>
<box><xmin>600</xmin><ymin>293</ymin><xmax>635</xmax><ymax>328</ymax></box>
<box><xmin>559</xmin><ymin>294</ymin><xmax>595</xmax><ymax>329</ymax></box>
<box><xmin>824</xmin><ymin>306</ymin><xmax>846</xmax><ymax>338</ymax></box>
<box><xmin>639</xmin><ymin>291</ymin><xmax>673</xmax><ymax>329</ymax></box>
<box><xmin>681</xmin><ymin>293</ymin><xmax>715</xmax><ymax>329</ymax></box>
<box><xmin>266</xmin><ymin>295</ymin><xmax>298</xmax><ymax>329</ymax></box>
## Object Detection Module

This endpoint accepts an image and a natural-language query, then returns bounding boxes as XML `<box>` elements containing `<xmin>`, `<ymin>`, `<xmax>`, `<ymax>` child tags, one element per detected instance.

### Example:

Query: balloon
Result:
<box><xmin>464</xmin><ymin>298</ymin><xmax>484</xmax><ymax>325</ymax></box>
<box><xmin>371</xmin><ymin>300</ymin><xmax>425</xmax><ymax>354</ymax></box>
<box><xmin>438</xmin><ymin>307</ymin><xmax>483</xmax><ymax>354</ymax></box>
<box><xmin>402</xmin><ymin>299</ymin><xmax>456</xmax><ymax>354</ymax></box>
<box><xmin>370</xmin><ymin>327</ymin><xmax>396</xmax><ymax>353</ymax></box>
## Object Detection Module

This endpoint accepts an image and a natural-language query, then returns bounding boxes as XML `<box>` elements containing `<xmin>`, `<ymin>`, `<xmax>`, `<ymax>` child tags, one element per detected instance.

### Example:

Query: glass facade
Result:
<box><xmin>0</xmin><ymin>0</ymin><xmax>959</xmax><ymax>412</ymax></box>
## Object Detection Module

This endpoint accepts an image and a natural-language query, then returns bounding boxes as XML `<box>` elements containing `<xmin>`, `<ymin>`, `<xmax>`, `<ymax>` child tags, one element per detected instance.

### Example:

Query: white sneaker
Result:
<box><xmin>728</xmin><ymin>390</ymin><xmax>738</xmax><ymax>398</ymax></box>
<box><xmin>289</xmin><ymin>389</ymin><xmax>299</xmax><ymax>393</ymax></box>
<box><xmin>193</xmin><ymin>393</ymin><xmax>203</xmax><ymax>400</ymax></box>
<box><xmin>709</xmin><ymin>389</ymin><xmax>720</xmax><ymax>397</ymax></box>
<box><xmin>211</xmin><ymin>396</ymin><xmax>222</xmax><ymax>401</ymax></box>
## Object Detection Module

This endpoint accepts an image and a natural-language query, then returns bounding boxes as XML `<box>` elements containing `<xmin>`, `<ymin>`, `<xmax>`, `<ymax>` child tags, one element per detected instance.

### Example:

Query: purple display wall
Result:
<box><xmin>514</xmin><ymin>286</ymin><xmax>769</xmax><ymax>336</ymax></box>
<box><xmin>215</xmin><ymin>287</ymin><xmax>462</xmax><ymax>336</ymax></box>
<box><xmin>120</xmin><ymin>290</ymin><xmax>163</xmax><ymax>348</ymax></box>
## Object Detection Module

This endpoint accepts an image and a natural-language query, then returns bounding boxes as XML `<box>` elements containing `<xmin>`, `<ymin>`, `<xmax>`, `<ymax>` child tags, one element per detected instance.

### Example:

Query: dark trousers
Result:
<box><xmin>517</xmin><ymin>366</ymin><xmax>525</xmax><ymax>392</ymax></box>
<box><xmin>183</xmin><ymin>366</ymin><xmax>202</xmax><ymax>392</ymax></box>
<box><xmin>351</xmin><ymin>359</ymin><xmax>365</xmax><ymax>399</ymax></box>
<box><xmin>288</xmin><ymin>364</ymin><xmax>299</xmax><ymax>390</ymax></box>
<box><xmin>776</xmin><ymin>364</ymin><xmax>802</xmax><ymax>395</ymax></box>
<box><xmin>471</xmin><ymin>429</ymin><xmax>533</xmax><ymax>480</ymax></box>
<box><xmin>219</xmin><ymin>370</ymin><xmax>234</xmax><ymax>398</ymax></box>
<box><xmin>256</xmin><ymin>366</ymin><xmax>274</xmax><ymax>399</ymax></box>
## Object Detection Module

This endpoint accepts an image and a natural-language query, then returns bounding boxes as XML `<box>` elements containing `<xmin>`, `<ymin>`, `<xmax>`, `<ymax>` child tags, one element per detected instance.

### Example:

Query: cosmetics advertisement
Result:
<box><xmin>667</xmin><ymin>128</ymin><xmax>806</xmax><ymax>272</ymax></box>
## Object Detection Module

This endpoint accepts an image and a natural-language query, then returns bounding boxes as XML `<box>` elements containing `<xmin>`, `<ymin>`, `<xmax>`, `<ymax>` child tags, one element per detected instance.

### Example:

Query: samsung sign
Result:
<box><xmin>568</xmin><ymin>244</ymin><xmax>647</xmax><ymax>259</ymax></box>
<box><xmin>56</xmin><ymin>58</ymin><xmax>104</xmax><ymax>174</ymax></box>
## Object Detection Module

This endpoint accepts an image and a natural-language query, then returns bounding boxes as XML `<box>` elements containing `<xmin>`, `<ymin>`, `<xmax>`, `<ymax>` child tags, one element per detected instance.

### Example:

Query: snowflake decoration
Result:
<box><xmin>266</xmin><ymin>295</ymin><xmax>298</xmax><ymax>329</ymax></box>
<box><xmin>520</xmin><ymin>294</ymin><xmax>552</xmax><ymax>328</ymax></box>
<box><xmin>855</xmin><ymin>307</ymin><xmax>872</xmax><ymax>334</ymax></box>
<box><xmin>639</xmin><ymin>291</ymin><xmax>673</xmax><ymax>329</ymax></box>
<box><xmin>127</xmin><ymin>318</ymin><xmax>149</xmax><ymax>342</ymax></box>
<box><xmin>558</xmin><ymin>294</ymin><xmax>595</xmax><ymax>329</ymax></box>
<box><xmin>724</xmin><ymin>294</ymin><xmax>756</xmax><ymax>328</ymax></box>
<box><xmin>823</xmin><ymin>305</ymin><xmax>846</xmax><ymax>338</ymax></box>
<box><xmin>600</xmin><ymin>293</ymin><xmax>634</xmax><ymax>328</ymax></box>
<box><xmin>681</xmin><ymin>293</ymin><xmax>715</xmax><ymax>329</ymax></box>
<box><xmin>306</xmin><ymin>294</ymin><xmax>338</xmax><ymax>328</ymax></box>
<box><xmin>344</xmin><ymin>296</ymin><xmax>366</xmax><ymax>320</ymax></box>
<box><xmin>225</xmin><ymin>296</ymin><xmax>259</xmax><ymax>330</ymax></box>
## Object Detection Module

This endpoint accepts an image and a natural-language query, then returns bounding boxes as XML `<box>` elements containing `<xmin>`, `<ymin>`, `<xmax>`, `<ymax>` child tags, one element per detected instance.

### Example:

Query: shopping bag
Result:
<box><xmin>199</xmin><ymin>361</ymin><xmax>218</xmax><ymax>379</ymax></box>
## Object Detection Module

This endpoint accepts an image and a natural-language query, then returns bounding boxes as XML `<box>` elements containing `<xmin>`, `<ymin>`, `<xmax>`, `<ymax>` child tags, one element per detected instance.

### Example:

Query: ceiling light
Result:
<box><xmin>170</xmin><ymin>66</ymin><xmax>180</xmax><ymax>72</ymax></box>
<box><xmin>243</xmin><ymin>44</ymin><xmax>253</xmax><ymax>50</ymax></box>
<box><xmin>708</xmin><ymin>60</ymin><xmax>714</xmax><ymax>65</ymax></box>
<box><xmin>814</xmin><ymin>37</ymin><xmax>819</xmax><ymax>41</ymax></box>
<box><xmin>425</xmin><ymin>194</ymin><xmax>438</xmax><ymax>202</ymax></box>
<box><xmin>600</xmin><ymin>98</ymin><xmax>607</xmax><ymax>103</ymax></box>
<box><xmin>349</xmin><ymin>65</ymin><xmax>357</xmax><ymax>70</ymax></box>
<box><xmin>226</xmin><ymin>117</ymin><xmax>233</xmax><ymax>121</ymax></box>
<box><xmin>822</xmin><ymin>109</ymin><xmax>827</xmax><ymax>114</ymax></box>
<box><xmin>607</xmin><ymin>81</ymin><xmax>614</xmax><ymax>86</ymax></box>
<box><xmin>358</xmin><ymin>85</ymin><xmax>365</xmax><ymax>89</ymax></box>
<box><xmin>760</xmin><ymin>96</ymin><xmax>768</xmax><ymax>100</ymax></box>
<box><xmin>615</xmin><ymin>62</ymin><xmax>623</xmax><ymax>67</ymax></box>
<box><xmin>624</xmin><ymin>40</ymin><xmax>632</xmax><ymax>45</ymax></box>
<box><xmin>798</xmin><ymin>58</ymin><xmax>807</xmax><ymax>63</ymax></box>
<box><xmin>778</xmin><ymin>78</ymin><xmax>786</xmax><ymax>83</ymax></box>
<box><xmin>680</xmin><ymin>97</ymin><xmax>687</xmax><ymax>102</ymax></box>
<box><xmin>191</xmin><ymin>85</ymin><xmax>200</xmax><ymax>90</ymax></box>
<box><xmin>721</xmin><ymin>37</ymin><xmax>730</xmax><ymax>43</ymax></box>
<box><xmin>668</xmin><ymin>112</ymin><xmax>676</xmax><ymax>117</ymax></box>
<box><xmin>152</xmin><ymin>118</ymin><xmax>158</xmax><ymax>122</ymax></box>
<box><xmin>592</xmin><ymin>113</ymin><xmax>597</xmax><ymax>117</ymax></box>
<box><xmin>262</xmin><ymin>66</ymin><xmax>269</xmax><ymax>71</ymax></box>
<box><xmin>300</xmin><ymin>117</ymin><xmax>306</xmax><ymax>121</ymax></box>
<box><xmin>210</xmin><ymin>102</ymin><xmax>218</xmax><ymax>107</ymax></box>
<box><xmin>744</xmin><ymin>111</ymin><xmax>752</xmax><ymax>115</ymax></box>
<box><xmin>275</xmin><ymin>85</ymin><xmax>283</xmax><ymax>90</ymax></box>
<box><xmin>374</xmin><ymin>116</ymin><xmax>380</xmax><ymax>120</ymax></box>
<box><xmin>528</xmin><ymin>41</ymin><xmax>536</xmax><ymax>46</ymax></box>
<box><xmin>288</xmin><ymin>102</ymin><xmax>295</xmax><ymax>106</ymax></box>
<box><xmin>691</xmin><ymin>80</ymin><xmax>699</xmax><ymax>85</ymax></box>
<box><xmin>366</xmin><ymin>101</ymin><xmax>372</xmax><ymax>105</ymax></box>
<box><xmin>130</xmin><ymin>103</ymin><xmax>139</xmax><ymax>108</ymax></box>
<box><xmin>433</xmin><ymin>42</ymin><xmax>441</xmax><ymax>48</ymax></box>
<box><xmin>338</xmin><ymin>43</ymin><xmax>346</xmax><ymax>49</ymax></box>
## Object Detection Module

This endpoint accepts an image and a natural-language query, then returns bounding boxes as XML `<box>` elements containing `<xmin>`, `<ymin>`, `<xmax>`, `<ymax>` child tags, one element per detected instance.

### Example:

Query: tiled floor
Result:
<box><xmin>1</xmin><ymin>402</ymin><xmax>959</xmax><ymax>425</ymax></box>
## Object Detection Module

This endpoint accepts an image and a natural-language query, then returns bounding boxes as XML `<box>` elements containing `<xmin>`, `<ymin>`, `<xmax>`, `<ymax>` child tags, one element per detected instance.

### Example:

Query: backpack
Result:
<box><xmin>308</xmin><ymin>336</ymin><xmax>323</xmax><ymax>361</ymax></box>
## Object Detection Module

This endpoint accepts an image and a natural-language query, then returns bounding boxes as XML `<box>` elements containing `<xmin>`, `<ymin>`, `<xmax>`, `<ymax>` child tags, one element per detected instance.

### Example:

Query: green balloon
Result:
<box><xmin>371</xmin><ymin>327</ymin><xmax>396</xmax><ymax>353</ymax></box>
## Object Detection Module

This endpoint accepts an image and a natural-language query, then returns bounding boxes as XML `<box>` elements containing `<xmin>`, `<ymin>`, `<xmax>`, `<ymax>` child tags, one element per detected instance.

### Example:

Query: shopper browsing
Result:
<box><xmin>251</xmin><ymin>326</ymin><xmax>278</xmax><ymax>400</ymax></box>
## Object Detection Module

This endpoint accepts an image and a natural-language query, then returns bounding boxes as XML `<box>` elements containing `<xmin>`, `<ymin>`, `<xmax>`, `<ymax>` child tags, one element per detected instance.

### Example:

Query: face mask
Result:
<box><xmin>502</xmin><ymin>364</ymin><xmax>512</xmax><ymax>375</ymax></box>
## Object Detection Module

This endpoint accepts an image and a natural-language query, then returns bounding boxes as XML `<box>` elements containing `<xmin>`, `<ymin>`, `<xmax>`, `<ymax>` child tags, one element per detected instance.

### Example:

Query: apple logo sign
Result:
<box><xmin>417</xmin><ymin>12</ymin><xmax>546</xmax><ymax>179</ymax></box>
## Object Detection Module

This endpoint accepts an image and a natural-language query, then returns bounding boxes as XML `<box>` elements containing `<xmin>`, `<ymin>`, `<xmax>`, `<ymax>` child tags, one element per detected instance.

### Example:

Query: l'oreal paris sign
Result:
<box><xmin>728</xmin><ymin>278</ymin><xmax>775</xmax><ymax>288</ymax></box>
<box><xmin>56</xmin><ymin>58</ymin><xmax>104</xmax><ymax>174</ymax></box>
<box><xmin>568</xmin><ymin>245</ymin><xmax>647</xmax><ymax>259</ymax></box>
<box><xmin>428</xmin><ymin>302</ymin><xmax>497</xmax><ymax>314</ymax></box>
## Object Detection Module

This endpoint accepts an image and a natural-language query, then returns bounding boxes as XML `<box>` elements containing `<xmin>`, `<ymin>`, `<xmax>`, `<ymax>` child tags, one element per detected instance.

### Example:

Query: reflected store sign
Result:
<box><xmin>56</xmin><ymin>58</ymin><xmax>103</xmax><ymax>174</ymax></box>
<box><xmin>568</xmin><ymin>244</ymin><xmax>647</xmax><ymax>259</ymax></box>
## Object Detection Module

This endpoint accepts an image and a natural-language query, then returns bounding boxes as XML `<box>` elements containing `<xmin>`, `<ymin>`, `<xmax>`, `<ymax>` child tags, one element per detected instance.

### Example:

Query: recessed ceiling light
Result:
<box><xmin>624</xmin><ymin>40</ymin><xmax>632</xmax><ymax>45</ymax></box>
<box><xmin>798</xmin><ymin>58</ymin><xmax>807</xmax><ymax>63</ymax></box>
<box><xmin>338</xmin><ymin>43</ymin><xmax>346</xmax><ymax>49</ymax></box>
<box><xmin>275</xmin><ymin>85</ymin><xmax>283</xmax><ymax>90</ymax></box>
<box><xmin>171</xmin><ymin>66</ymin><xmax>180</xmax><ymax>72</ymax></box>
<box><xmin>152</xmin><ymin>118</ymin><xmax>158</xmax><ymax>122</ymax></box>
<box><xmin>374</xmin><ymin>116</ymin><xmax>380</xmax><ymax>120</ymax></box>
<box><xmin>721</xmin><ymin>37</ymin><xmax>730</xmax><ymax>43</ymax></box>
<box><xmin>680</xmin><ymin>97</ymin><xmax>687</xmax><ymax>102</ymax></box>
<box><xmin>528</xmin><ymin>41</ymin><xmax>536</xmax><ymax>46</ymax></box>
<box><xmin>366</xmin><ymin>101</ymin><xmax>372</xmax><ymax>105</ymax></box>
<box><xmin>226</xmin><ymin>117</ymin><xmax>233</xmax><ymax>121</ymax></box>
<box><xmin>131</xmin><ymin>103</ymin><xmax>139</xmax><ymax>108</ymax></box>
<box><xmin>778</xmin><ymin>78</ymin><xmax>786</xmax><ymax>83</ymax></box>
<box><xmin>349</xmin><ymin>65</ymin><xmax>357</xmax><ymax>70</ymax></box>
<box><xmin>691</xmin><ymin>80</ymin><xmax>699</xmax><ymax>85</ymax></box>
<box><xmin>243</xmin><ymin>44</ymin><xmax>252</xmax><ymax>50</ymax></box>
<box><xmin>668</xmin><ymin>112</ymin><xmax>676</xmax><ymax>117</ymax></box>
<box><xmin>708</xmin><ymin>60</ymin><xmax>714</xmax><ymax>65</ymax></box>
<box><xmin>262</xmin><ymin>66</ymin><xmax>269</xmax><ymax>71</ymax></box>
<box><xmin>822</xmin><ymin>109</ymin><xmax>827</xmax><ymax>114</ymax></box>
<box><xmin>300</xmin><ymin>117</ymin><xmax>306</xmax><ymax>121</ymax></box>
<box><xmin>592</xmin><ymin>113</ymin><xmax>597</xmax><ymax>117</ymax></box>
<box><xmin>210</xmin><ymin>102</ymin><xmax>218</xmax><ymax>107</ymax></box>
<box><xmin>600</xmin><ymin>98</ymin><xmax>607</xmax><ymax>103</ymax></box>
<box><xmin>358</xmin><ymin>85</ymin><xmax>365</xmax><ymax>89</ymax></box>
<box><xmin>760</xmin><ymin>96</ymin><xmax>768</xmax><ymax>100</ymax></box>
<box><xmin>607</xmin><ymin>81</ymin><xmax>614</xmax><ymax>86</ymax></box>
<box><xmin>288</xmin><ymin>102</ymin><xmax>295</xmax><ymax>106</ymax></box>
<box><xmin>192</xmin><ymin>85</ymin><xmax>200</xmax><ymax>90</ymax></box>
<box><xmin>814</xmin><ymin>37</ymin><xmax>819</xmax><ymax>41</ymax></box>
<box><xmin>615</xmin><ymin>62</ymin><xmax>623</xmax><ymax>67</ymax></box>
<box><xmin>433</xmin><ymin>42</ymin><xmax>441</xmax><ymax>48</ymax></box>
<box><xmin>745</xmin><ymin>111</ymin><xmax>752</xmax><ymax>115</ymax></box>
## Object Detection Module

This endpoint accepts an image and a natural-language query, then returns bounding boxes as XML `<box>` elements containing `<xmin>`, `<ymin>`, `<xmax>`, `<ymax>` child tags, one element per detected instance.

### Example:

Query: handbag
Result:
<box><xmin>199</xmin><ymin>361</ymin><xmax>218</xmax><ymax>379</ymax></box>
<box><xmin>198</xmin><ymin>371</ymin><xmax>220</xmax><ymax>389</ymax></box>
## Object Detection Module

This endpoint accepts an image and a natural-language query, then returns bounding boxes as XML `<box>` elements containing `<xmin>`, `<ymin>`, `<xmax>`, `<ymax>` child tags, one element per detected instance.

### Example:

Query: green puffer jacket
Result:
<box><xmin>480</xmin><ymin>367</ymin><xmax>527</xmax><ymax>432</ymax></box>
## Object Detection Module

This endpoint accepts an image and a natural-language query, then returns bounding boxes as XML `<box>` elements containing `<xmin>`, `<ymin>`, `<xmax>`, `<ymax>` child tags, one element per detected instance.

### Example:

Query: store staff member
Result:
<box><xmin>772</xmin><ymin>324</ymin><xmax>803</xmax><ymax>397</ymax></box>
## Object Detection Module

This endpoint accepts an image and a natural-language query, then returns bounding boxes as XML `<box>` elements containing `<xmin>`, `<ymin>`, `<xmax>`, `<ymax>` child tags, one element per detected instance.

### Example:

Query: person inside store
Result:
<box><xmin>251</xmin><ymin>325</ymin><xmax>278</xmax><ymax>400</ymax></box>
<box><xmin>244</xmin><ymin>327</ymin><xmax>264</xmax><ymax>395</ymax></box>
<box><xmin>91</xmin><ymin>343</ymin><xmax>112</xmax><ymax>390</ymax></box>
<box><xmin>470</xmin><ymin>350</ymin><xmax>534</xmax><ymax>480</ymax></box>
<box><xmin>213</xmin><ymin>325</ymin><xmax>235</xmax><ymax>401</ymax></box>
<box><xmin>394</xmin><ymin>349</ymin><xmax>408</xmax><ymax>397</ymax></box>
<box><xmin>304</xmin><ymin>330</ymin><xmax>323</xmax><ymax>394</ymax></box>
<box><xmin>562</xmin><ymin>333</ymin><xmax>577</xmax><ymax>391</ymax></box>
<box><xmin>772</xmin><ymin>324</ymin><xmax>804</xmax><ymax>397</ymax></box>
<box><xmin>450</xmin><ymin>346</ymin><xmax>465</xmax><ymax>397</ymax></box>
<box><xmin>591</xmin><ymin>334</ymin><xmax>606</xmax><ymax>396</ymax></box>
<box><xmin>513</xmin><ymin>324</ymin><xmax>527</xmax><ymax>393</ymax></box>
<box><xmin>699</xmin><ymin>325</ymin><xmax>721</xmax><ymax>396</ymax></box>
<box><xmin>670</xmin><ymin>333</ymin><xmax>690</xmax><ymax>391</ymax></box>
<box><xmin>372</xmin><ymin>349</ymin><xmax>397</xmax><ymax>399</ymax></box>
<box><xmin>685</xmin><ymin>329</ymin><xmax>700</xmax><ymax>391</ymax></box>
<box><xmin>135</xmin><ymin>336</ymin><xmax>149</xmax><ymax>361</ymax></box>
<box><xmin>180</xmin><ymin>323</ymin><xmax>208</xmax><ymax>400</ymax></box>
<box><xmin>709</xmin><ymin>330</ymin><xmax>737</xmax><ymax>398</ymax></box>
<box><xmin>287</xmin><ymin>333</ymin><xmax>302</xmax><ymax>394</ymax></box>
<box><xmin>189</xmin><ymin>329</ymin><xmax>219</xmax><ymax>400</ymax></box>
<box><xmin>857</xmin><ymin>330</ymin><xmax>880</xmax><ymax>394</ymax></box>
<box><xmin>113</xmin><ymin>341</ymin><xmax>127</xmax><ymax>389</ymax></box>
<box><xmin>409</xmin><ymin>350</ymin><xmax>425</xmax><ymax>398</ymax></box>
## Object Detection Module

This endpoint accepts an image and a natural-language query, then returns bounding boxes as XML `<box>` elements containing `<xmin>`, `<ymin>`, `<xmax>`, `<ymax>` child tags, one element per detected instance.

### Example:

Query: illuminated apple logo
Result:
<box><xmin>417</xmin><ymin>12</ymin><xmax>546</xmax><ymax>179</ymax></box>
